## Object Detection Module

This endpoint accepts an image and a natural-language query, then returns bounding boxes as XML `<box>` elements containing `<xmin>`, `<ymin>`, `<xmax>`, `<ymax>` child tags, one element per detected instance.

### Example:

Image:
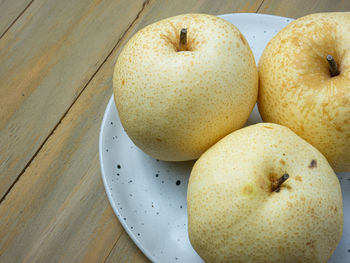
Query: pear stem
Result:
<box><xmin>272</xmin><ymin>173</ymin><xmax>289</xmax><ymax>192</ymax></box>
<box><xmin>327</xmin><ymin>55</ymin><xmax>340</xmax><ymax>77</ymax></box>
<box><xmin>179</xmin><ymin>28</ymin><xmax>187</xmax><ymax>51</ymax></box>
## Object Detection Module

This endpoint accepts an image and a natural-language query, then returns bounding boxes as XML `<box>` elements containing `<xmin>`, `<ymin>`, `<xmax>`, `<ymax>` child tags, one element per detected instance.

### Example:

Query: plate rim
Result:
<box><xmin>99</xmin><ymin>12</ymin><xmax>294</xmax><ymax>263</ymax></box>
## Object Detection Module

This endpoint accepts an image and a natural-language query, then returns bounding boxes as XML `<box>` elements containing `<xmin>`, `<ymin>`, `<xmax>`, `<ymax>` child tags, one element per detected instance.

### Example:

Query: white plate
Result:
<box><xmin>99</xmin><ymin>13</ymin><xmax>350</xmax><ymax>263</ymax></box>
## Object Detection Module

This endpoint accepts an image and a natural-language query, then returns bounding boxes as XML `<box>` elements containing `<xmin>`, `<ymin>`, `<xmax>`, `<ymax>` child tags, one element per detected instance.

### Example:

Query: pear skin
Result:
<box><xmin>187</xmin><ymin>123</ymin><xmax>343</xmax><ymax>263</ymax></box>
<box><xmin>113</xmin><ymin>14</ymin><xmax>258</xmax><ymax>161</ymax></box>
<box><xmin>258</xmin><ymin>12</ymin><xmax>350</xmax><ymax>172</ymax></box>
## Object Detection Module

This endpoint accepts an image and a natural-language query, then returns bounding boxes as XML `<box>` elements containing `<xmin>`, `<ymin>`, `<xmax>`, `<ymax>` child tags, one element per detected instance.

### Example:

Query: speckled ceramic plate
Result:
<box><xmin>99</xmin><ymin>13</ymin><xmax>350</xmax><ymax>263</ymax></box>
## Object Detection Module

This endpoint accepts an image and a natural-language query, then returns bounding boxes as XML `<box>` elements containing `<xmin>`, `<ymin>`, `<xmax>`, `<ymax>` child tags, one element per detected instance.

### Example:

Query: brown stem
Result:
<box><xmin>272</xmin><ymin>173</ymin><xmax>289</xmax><ymax>192</ymax></box>
<box><xmin>327</xmin><ymin>55</ymin><xmax>340</xmax><ymax>77</ymax></box>
<box><xmin>179</xmin><ymin>28</ymin><xmax>187</xmax><ymax>51</ymax></box>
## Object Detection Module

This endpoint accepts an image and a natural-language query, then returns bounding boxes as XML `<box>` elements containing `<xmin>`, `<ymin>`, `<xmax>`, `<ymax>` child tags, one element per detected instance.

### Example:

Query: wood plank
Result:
<box><xmin>0</xmin><ymin>0</ymin><xmax>33</xmax><ymax>38</ymax></box>
<box><xmin>0</xmin><ymin>0</ymin><xmax>147</xmax><ymax>199</ymax></box>
<box><xmin>131</xmin><ymin>0</ymin><xmax>264</xmax><ymax>30</ymax></box>
<box><xmin>258</xmin><ymin>0</ymin><xmax>350</xmax><ymax>18</ymax></box>
<box><xmin>20</xmin><ymin>156</ymin><xmax>125</xmax><ymax>263</ymax></box>
<box><xmin>131</xmin><ymin>249</ymin><xmax>151</xmax><ymax>263</ymax></box>
<box><xmin>0</xmin><ymin>50</ymin><xmax>121</xmax><ymax>262</ymax></box>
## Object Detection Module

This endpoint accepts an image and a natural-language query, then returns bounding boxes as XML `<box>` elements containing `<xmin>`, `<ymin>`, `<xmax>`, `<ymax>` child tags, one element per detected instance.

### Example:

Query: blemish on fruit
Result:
<box><xmin>308</xmin><ymin>159</ymin><xmax>317</xmax><ymax>168</ymax></box>
<box><xmin>263</xmin><ymin>125</ymin><xmax>273</xmax><ymax>129</ymax></box>
<box><xmin>156</xmin><ymin>138</ymin><xmax>162</xmax><ymax>142</ymax></box>
<box><xmin>306</xmin><ymin>240</ymin><xmax>315</xmax><ymax>248</ymax></box>
<box><xmin>295</xmin><ymin>176</ymin><xmax>302</xmax><ymax>182</ymax></box>
<box><xmin>241</xmin><ymin>184</ymin><xmax>255</xmax><ymax>197</ymax></box>
<box><xmin>121</xmin><ymin>79</ymin><xmax>125</xmax><ymax>85</ymax></box>
<box><xmin>279</xmin><ymin>159</ymin><xmax>286</xmax><ymax>165</ymax></box>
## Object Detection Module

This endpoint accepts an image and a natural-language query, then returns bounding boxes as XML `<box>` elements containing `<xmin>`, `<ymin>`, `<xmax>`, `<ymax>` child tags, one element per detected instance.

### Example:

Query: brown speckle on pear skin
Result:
<box><xmin>306</xmin><ymin>240</ymin><xmax>315</xmax><ymax>249</ymax></box>
<box><xmin>308</xmin><ymin>159</ymin><xmax>317</xmax><ymax>168</ymax></box>
<box><xmin>295</xmin><ymin>176</ymin><xmax>302</xmax><ymax>182</ymax></box>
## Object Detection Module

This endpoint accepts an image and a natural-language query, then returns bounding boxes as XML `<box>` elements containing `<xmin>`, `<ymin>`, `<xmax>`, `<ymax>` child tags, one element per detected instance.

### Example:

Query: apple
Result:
<box><xmin>113</xmin><ymin>14</ymin><xmax>258</xmax><ymax>161</ymax></box>
<box><xmin>187</xmin><ymin>123</ymin><xmax>343</xmax><ymax>263</ymax></box>
<box><xmin>258</xmin><ymin>12</ymin><xmax>350</xmax><ymax>172</ymax></box>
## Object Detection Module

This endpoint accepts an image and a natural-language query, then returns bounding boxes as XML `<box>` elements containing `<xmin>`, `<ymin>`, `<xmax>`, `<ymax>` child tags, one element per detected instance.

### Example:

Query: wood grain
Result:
<box><xmin>0</xmin><ymin>49</ymin><xmax>119</xmax><ymax>262</ymax></box>
<box><xmin>0</xmin><ymin>0</ymin><xmax>33</xmax><ymax>37</ymax></box>
<box><xmin>0</xmin><ymin>0</ymin><xmax>146</xmax><ymax>200</ymax></box>
<box><xmin>259</xmin><ymin>0</ymin><xmax>350</xmax><ymax>18</ymax></box>
<box><xmin>131</xmin><ymin>250</ymin><xmax>151</xmax><ymax>263</ymax></box>
<box><xmin>129</xmin><ymin>0</ymin><xmax>264</xmax><ymax>30</ymax></box>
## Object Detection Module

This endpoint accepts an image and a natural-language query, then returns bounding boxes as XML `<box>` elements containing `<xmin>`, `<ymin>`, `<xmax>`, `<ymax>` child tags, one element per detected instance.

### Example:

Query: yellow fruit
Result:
<box><xmin>258</xmin><ymin>12</ymin><xmax>350</xmax><ymax>172</ymax></box>
<box><xmin>187</xmin><ymin>123</ymin><xmax>343</xmax><ymax>263</ymax></box>
<box><xmin>113</xmin><ymin>14</ymin><xmax>258</xmax><ymax>161</ymax></box>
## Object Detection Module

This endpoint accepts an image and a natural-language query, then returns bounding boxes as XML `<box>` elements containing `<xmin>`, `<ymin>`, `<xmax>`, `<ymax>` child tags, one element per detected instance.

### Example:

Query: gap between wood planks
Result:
<box><xmin>256</xmin><ymin>0</ymin><xmax>265</xmax><ymax>13</ymax></box>
<box><xmin>0</xmin><ymin>0</ymin><xmax>35</xmax><ymax>40</ymax></box>
<box><xmin>0</xmin><ymin>0</ymin><xmax>153</xmax><ymax>205</ymax></box>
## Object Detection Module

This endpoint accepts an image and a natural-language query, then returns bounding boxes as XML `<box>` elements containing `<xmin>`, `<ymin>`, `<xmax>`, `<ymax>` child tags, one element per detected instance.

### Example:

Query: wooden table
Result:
<box><xmin>0</xmin><ymin>0</ymin><xmax>349</xmax><ymax>262</ymax></box>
